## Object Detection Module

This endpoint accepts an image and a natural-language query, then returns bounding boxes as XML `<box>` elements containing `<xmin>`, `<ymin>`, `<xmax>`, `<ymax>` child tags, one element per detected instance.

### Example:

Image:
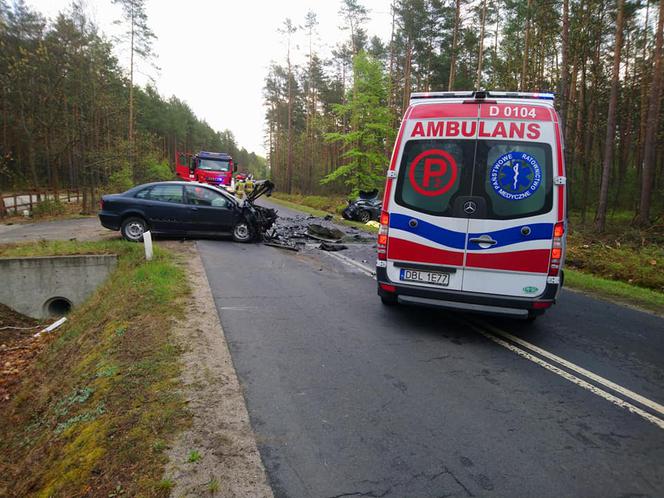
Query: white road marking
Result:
<box><xmin>462</xmin><ymin>319</ymin><xmax>664</xmax><ymax>431</ymax></box>
<box><xmin>324</xmin><ymin>251</ymin><xmax>375</xmax><ymax>277</ymax></box>
<box><xmin>336</xmin><ymin>258</ymin><xmax>664</xmax><ymax>429</ymax></box>
<box><xmin>468</xmin><ymin>318</ymin><xmax>664</xmax><ymax>418</ymax></box>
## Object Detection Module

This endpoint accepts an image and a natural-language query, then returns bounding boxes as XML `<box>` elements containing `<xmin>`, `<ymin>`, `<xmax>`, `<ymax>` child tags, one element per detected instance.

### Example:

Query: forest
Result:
<box><xmin>264</xmin><ymin>0</ymin><xmax>664</xmax><ymax>228</ymax></box>
<box><xmin>0</xmin><ymin>0</ymin><xmax>266</xmax><ymax>195</ymax></box>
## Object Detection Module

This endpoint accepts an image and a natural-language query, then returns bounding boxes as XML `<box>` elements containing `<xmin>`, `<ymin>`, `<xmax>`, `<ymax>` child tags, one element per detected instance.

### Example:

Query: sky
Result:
<box><xmin>27</xmin><ymin>0</ymin><xmax>393</xmax><ymax>156</ymax></box>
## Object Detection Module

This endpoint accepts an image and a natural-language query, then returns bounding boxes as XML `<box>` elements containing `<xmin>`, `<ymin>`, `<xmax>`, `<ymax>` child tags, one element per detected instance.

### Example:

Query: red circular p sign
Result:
<box><xmin>408</xmin><ymin>149</ymin><xmax>458</xmax><ymax>197</ymax></box>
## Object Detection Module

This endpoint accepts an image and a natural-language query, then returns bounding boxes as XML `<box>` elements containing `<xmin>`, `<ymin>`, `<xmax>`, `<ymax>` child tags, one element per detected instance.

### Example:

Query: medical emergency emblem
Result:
<box><xmin>490</xmin><ymin>151</ymin><xmax>541</xmax><ymax>201</ymax></box>
<box><xmin>408</xmin><ymin>149</ymin><xmax>458</xmax><ymax>197</ymax></box>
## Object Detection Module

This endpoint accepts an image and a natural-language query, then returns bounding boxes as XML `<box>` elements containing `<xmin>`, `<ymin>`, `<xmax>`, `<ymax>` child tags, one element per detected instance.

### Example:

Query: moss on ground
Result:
<box><xmin>0</xmin><ymin>240</ymin><xmax>190</xmax><ymax>497</ymax></box>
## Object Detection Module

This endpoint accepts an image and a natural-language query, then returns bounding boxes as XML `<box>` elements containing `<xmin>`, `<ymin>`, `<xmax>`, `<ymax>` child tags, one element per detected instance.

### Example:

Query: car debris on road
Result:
<box><xmin>262</xmin><ymin>212</ymin><xmax>372</xmax><ymax>252</ymax></box>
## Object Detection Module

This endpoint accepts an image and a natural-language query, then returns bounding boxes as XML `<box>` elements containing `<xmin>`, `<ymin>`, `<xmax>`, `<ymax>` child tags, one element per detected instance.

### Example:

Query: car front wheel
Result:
<box><xmin>121</xmin><ymin>217</ymin><xmax>147</xmax><ymax>242</ymax></box>
<box><xmin>358</xmin><ymin>210</ymin><xmax>371</xmax><ymax>223</ymax></box>
<box><xmin>232</xmin><ymin>221</ymin><xmax>253</xmax><ymax>242</ymax></box>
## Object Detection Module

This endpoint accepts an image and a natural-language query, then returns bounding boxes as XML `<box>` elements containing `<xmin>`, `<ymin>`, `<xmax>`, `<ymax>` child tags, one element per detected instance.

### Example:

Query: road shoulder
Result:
<box><xmin>164</xmin><ymin>242</ymin><xmax>273</xmax><ymax>498</ymax></box>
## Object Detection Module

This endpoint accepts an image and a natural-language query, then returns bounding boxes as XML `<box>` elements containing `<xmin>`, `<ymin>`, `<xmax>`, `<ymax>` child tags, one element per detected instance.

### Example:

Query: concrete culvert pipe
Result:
<box><xmin>44</xmin><ymin>297</ymin><xmax>72</xmax><ymax>317</ymax></box>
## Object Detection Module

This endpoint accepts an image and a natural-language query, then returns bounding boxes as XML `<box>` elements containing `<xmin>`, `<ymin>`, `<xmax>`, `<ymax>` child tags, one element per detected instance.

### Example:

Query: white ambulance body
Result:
<box><xmin>376</xmin><ymin>91</ymin><xmax>567</xmax><ymax>319</ymax></box>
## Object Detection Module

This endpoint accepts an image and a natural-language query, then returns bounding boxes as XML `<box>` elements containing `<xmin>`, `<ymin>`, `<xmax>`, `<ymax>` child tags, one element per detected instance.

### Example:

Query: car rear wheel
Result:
<box><xmin>358</xmin><ymin>210</ymin><xmax>371</xmax><ymax>223</ymax></box>
<box><xmin>232</xmin><ymin>221</ymin><xmax>253</xmax><ymax>243</ymax></box>
<box><xmin>121</xmin><ymin>217</ymin><xmax>147</xmax><ymax>242</ymax></box>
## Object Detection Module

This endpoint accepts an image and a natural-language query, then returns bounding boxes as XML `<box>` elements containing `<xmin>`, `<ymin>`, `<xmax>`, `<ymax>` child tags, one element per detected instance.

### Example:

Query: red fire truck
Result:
<box><xmin>175</xmin><ymin>151</ymin><xmax>237</xmax><ymax>189</ymax></box>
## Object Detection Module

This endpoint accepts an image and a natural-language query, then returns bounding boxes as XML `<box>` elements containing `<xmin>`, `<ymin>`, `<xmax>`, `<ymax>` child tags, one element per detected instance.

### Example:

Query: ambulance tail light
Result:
<box><xmin>377</xmin><ymin>211</ymin><xmax>389</xmax><ymax>261</ymax></box>
<box><xmin>548</xmin><ymin>222</ymin><xmax>565</xmax><ymax>276</ymax></box>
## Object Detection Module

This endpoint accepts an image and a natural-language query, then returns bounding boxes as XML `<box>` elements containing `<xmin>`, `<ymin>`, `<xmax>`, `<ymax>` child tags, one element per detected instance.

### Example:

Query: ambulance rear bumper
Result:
<box><xmin>376</xmin><ymin>267</ymin><xmax>559</xmax><ymax>317</ymax></box>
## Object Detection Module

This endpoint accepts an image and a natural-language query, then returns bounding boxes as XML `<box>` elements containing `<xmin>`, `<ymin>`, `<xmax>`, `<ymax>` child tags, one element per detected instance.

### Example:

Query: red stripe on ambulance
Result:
<box><xmin>388</xmin><ymin>238</ymin><xmax>464</xmax><ymax>267</ymax></box>
<box><xmin>466</xmin><ymin>249</ymin><xmax>551</xmax><ymax>273</ymax></box>
<box><xmin>409</xmin><ymin>103</ymin><xmax>478</xmax><ymax>119</ymax></box>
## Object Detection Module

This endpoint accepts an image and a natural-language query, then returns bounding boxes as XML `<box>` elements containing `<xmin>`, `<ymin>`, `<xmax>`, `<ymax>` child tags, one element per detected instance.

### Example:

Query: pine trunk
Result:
<box><xmin>637</xmin><ymin>0</ymin><xmax>664</xmax><ymax>225</ymax></box>
<box><xmin>595</xmin><ymin>0</ymin><xmax>625</xmax><ymax>232</ymax></box>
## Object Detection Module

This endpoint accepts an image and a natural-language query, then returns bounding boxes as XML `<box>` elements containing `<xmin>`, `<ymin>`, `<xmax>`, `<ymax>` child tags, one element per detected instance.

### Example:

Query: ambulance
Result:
<box><xmin>376</xmin><ymin>91</ymin><xmax>567</xmax><ymax>320</ymax></box>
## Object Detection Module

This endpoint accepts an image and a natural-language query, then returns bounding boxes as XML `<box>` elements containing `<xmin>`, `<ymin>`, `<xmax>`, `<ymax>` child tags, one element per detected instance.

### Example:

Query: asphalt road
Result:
<box><xmin>0</xmin><ymin>217</ymin><xmax>109</xmax><ymax>243</ymax></box>
<box><xmin>197</xmin><ymin>198</ymin><xmax>664</xmax><ymax>498</ymax></box>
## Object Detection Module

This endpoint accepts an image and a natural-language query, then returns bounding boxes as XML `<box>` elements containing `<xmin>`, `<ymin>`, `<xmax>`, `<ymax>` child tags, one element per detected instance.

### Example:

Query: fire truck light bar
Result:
<box><xmin>410</xmin><ymin>91</ymin><xmax>555</xmax><ymax>102</ymax></box>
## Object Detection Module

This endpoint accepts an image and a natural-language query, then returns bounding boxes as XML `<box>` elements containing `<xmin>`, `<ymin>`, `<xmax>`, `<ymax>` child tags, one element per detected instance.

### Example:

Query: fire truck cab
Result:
<box><xmin>176</xmin><ymin>151</ymin><xmax>237</xmax><ymax>189</ymax></box>
<box><xmin>376</xmin><ymin>91</ymin><xmax>567</xmax><ymax>320</ymax></box>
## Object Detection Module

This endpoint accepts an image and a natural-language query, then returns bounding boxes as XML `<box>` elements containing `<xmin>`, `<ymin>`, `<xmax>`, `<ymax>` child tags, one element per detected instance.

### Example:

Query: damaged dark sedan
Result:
<box><xmin>98</xmin><ymin>180</ymin><xmax>276</xmax><ymax>242</ymax></box>
<box><xmin>341</xmin><ymin>189</ymin><xmax>382</xmax><ymax>223</ymax></box>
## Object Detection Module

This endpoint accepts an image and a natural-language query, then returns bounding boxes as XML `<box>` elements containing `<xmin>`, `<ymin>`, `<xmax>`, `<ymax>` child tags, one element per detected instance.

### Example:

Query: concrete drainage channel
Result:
<box><xmin>0</xmin><ymin>254</ymin><xmax>118</xmax><ymax>319</ymax></box>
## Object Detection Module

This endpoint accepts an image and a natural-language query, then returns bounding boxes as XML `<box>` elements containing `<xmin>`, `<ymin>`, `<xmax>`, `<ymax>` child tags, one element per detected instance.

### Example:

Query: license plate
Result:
<box><xmin>399</xmin><ymin>268</ymin><xmax>450</xmax><ymax>286</ymax></box>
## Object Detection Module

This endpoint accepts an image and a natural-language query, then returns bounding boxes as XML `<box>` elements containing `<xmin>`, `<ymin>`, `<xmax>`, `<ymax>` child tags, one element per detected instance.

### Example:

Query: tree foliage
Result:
<box><xmin>0</xmin><ymin>1</ymin><xmax>265</xmax><ymax>192</ymax></box>
<box><xmin>264</xmin><ymin>0</ymin><xmax>664</xmax><ymax>225</ymax></box>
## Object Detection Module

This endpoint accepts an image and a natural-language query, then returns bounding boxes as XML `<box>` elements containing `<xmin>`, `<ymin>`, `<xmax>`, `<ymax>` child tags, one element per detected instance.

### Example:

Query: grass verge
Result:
<box><xmin>565</xmin><ymin>269</ymin><xmax>664</xmax><ymax>315</ymax></box>
<box><xmin>0</xmin><ymin>239</ymin><xmax>190</xmax><ymax>497</ymax></box>
<box><xmin>269</xmin><ymin>193</ymin><xmax>379</xmax><ymax>234</ymax></box>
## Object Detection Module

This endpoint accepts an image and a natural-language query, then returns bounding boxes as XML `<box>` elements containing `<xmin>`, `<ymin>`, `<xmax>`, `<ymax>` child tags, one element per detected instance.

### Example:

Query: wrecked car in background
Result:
<box><xmin>342</xmin><ymin>189</ymin><xmax>382</xmax><ymax>223</ymax></box>
<box><xmin>98</xmin><ymin>180</ymin><xmax>276</xmax><ymax>242</ymax></box>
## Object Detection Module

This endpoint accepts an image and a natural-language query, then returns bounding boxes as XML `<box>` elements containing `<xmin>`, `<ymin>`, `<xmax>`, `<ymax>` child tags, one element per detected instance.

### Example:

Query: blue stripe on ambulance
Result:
<box><xmin>389</xmin><ymin>213</ymin><xmax>553</xmax><ymax>251</ymax></box>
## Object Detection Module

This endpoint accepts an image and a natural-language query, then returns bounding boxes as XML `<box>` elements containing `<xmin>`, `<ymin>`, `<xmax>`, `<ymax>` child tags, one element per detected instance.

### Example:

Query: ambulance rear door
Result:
<box><xmin>385</xmin><ymin>101</ymin><xmax>480</xmax><ymax>292</ymax></box>
<box><xmin>461</xmin><ymin>101</ymin><xmax>559</xmax><ymax>298</ymax></box>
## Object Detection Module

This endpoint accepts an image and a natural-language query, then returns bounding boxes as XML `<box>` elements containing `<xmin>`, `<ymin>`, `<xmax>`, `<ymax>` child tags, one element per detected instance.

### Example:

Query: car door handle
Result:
<box><xmin>190</xmin><ymin>206</ymin><xmax>199</xmax><ymax>211</ymax></box>
<box><xmin>469</xmin><ymin>237</ymin><xmax>497</xmax><ymax>245</ymax></box>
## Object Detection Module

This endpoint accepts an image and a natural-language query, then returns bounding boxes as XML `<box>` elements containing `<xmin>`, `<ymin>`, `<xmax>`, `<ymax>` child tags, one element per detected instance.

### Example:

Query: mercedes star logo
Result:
<box><xmin>463</xmin><ymin>201</ymin><xmax>477</xmax><ymax>214</ymax></box>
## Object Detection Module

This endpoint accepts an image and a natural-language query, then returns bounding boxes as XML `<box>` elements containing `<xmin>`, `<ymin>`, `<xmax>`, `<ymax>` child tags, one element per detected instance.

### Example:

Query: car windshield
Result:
<box><xmin>198</xmin><ymin>159</ymin><xmax>230</xmax><ymax>172</ymax></box>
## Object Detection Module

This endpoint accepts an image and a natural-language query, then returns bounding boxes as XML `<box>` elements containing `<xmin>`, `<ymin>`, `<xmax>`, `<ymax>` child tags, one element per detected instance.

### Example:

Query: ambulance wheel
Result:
<box><xmin>232</xmin><ymin>221</ymin><xmax>253</xmax><ymax>243</ymax></box>
<box><xmin>358</xmin><ymin>210</ymin><xmax>371</xmax><ymax>223</ymax></box>
<box><xmin>121</xmin><ymin>217</ymin><xmax>147</xmax><ymax>242</ymax></box>
<box><xmin>381</xmin><ymin>296</ymin><xmax>398</xmax><ymax>306</ymax></box>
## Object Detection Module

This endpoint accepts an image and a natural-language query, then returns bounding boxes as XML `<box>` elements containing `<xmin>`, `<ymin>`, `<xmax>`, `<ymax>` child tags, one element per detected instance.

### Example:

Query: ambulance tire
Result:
<box><xmin>358</xmin><ymin>210</ymin><xmax>371</xmax><ymax>223</ymax></box>
<box><xmin>381</xmin><ymin>295</ymin><xmax>398</xmax><ymax>306</ymax></box>
<box><xmin>232</xmin><ymin>221</ymin><xmax>254</xmax><ymax>243</ymax></box>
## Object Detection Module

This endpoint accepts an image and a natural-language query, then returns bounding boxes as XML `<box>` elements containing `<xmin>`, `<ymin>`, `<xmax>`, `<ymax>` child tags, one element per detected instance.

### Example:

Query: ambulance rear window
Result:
<box><xmin>394</xmin><ymin>139</ymin><xmax>474</xmax><ymax>216</ymax></box>
<box><xmin>476</xmin><ymin>141</ymin><xmax>553</xmax><ymax>219</ymax></box>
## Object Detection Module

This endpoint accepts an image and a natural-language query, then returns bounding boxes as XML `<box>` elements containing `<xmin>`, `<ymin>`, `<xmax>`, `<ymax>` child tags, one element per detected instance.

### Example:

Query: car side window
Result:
<box><xmin>185</xmin><ymin>186</ymin><xmax>229</xmax><ymax>208</ymax></box>
<box><xmin>135</xmin><ymin>187</ymin><xmax>151</xmax><ymax>199</ymax></box>
<box><xmin>146</xmin><ymin>185</ymin><xmax>184</xmax><ymax>203</ymax></box>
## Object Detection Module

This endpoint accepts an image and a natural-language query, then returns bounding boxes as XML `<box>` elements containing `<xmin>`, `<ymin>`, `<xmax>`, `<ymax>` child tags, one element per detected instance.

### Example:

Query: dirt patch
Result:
<box><xmin>0</xmin><ymin>303</ymin><xmax>47</xmax><ymax>402</ymax></box>
<box><xmin>163</xmin><ymin>241</ymin><xmax>273</xmax><ymax>498</ymax></box>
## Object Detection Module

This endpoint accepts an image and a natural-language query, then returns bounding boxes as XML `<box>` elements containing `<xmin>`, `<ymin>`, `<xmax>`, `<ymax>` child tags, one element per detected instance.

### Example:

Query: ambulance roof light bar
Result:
<box><xmin>410</xmin><ymin>90</ymin><xmax>555</xmax><ymax>102</ymax></box>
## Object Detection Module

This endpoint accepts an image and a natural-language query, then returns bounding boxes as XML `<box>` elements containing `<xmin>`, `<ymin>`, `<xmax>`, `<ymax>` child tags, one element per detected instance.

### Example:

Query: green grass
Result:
<box><xmin>187</xmin><ymin>450</ymin><xmax>202</xmax><ymax>463</ymax></box>
<box><xmin>565</xmin><ymin>269</ymin><xmax>664</xmax><ymax>315</ymax></box>
<box><xmin>0</xmin><ymin>240</ymin><xmax>191</xmax><ymax>497</ymax></box>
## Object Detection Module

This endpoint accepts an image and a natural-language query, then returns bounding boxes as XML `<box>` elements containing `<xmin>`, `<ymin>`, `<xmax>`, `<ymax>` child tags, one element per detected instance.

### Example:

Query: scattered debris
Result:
<box><xmin>262</xmin><ymin>209</ymin><xmax>374</xmax><ymax>252</ymax></box>
<box><xmin>264</xmin><ymin>241</ymin><xmax>300</xmax><ymax>252</ymax></box>
<box><xmin>306</xmin><ymin>224</ymin><xmax>345</xmax><ymax>242</ymax></box>
<box><xmin>33</xmin><ymin>317</ymin><xmax>67</xmax><ymax>338</ymax></box>
<box><xmin>319</xmin><ymin>242</ymin><xmax>348</xmax><ymax>252</ymax></box>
